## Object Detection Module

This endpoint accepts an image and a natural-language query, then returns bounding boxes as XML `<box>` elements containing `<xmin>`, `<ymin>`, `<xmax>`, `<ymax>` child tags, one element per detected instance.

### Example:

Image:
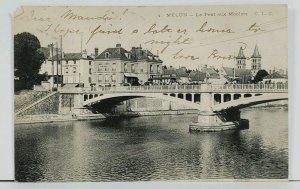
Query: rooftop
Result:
<box><xmin>49</xmin><ymin>53</ymin><xmax>93</xmax><ymax>61</ymax></box>
<box><xmin>189</xmin><ymin>71</ymin><xmax>206</xmax><ymax>81</ymax></box>
<box><xmin>95</xmin><ymin>44</ymin><xmax>163</xmax><ymax>63</ymax></box>
<box><xmin>251</xmin><ymin>44</ymin><xmax>261</xmax><ymax>58</ymax></box>
<box><xmin>222</xmin><ymin>67</ymin><xmax>252</xmax><ymax>77</ymax></box>
<box><xmin>236</xmin><ymin>47</ymin><xmax>246</xmax><ymax>59</ymax></box>
<box><xmin>264</xmin><ymin>72</ymin><xmax>285</xmax><ymax>79</ymax></box>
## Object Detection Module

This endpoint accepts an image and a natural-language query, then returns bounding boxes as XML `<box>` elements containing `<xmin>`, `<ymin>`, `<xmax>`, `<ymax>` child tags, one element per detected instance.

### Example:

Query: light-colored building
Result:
<box><xmin>94</xmin><ymin>44</ymin><xmax>163</xmax><ymax>87</ymax></box>
<box><xmin>40</xmin><ymin>50</ymin><xmax>94</xmax><ymax>88</ymax></box>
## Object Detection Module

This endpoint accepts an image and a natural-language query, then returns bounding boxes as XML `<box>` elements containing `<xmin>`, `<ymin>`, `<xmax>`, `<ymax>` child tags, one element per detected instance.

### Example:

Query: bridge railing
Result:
<box><xmin>60</xmin><ymin>85</ymin><xmax>204</xmax><ymax>93</ymax></box>
<box><xmin>212</xmin><ymin>83</ymin><xmax>288</xmax><ymax>92</ymax></box>
<box><xmin>60</xmin><ymin>83</ymin><xmax>288</xmax><ymax>93</ymax></box>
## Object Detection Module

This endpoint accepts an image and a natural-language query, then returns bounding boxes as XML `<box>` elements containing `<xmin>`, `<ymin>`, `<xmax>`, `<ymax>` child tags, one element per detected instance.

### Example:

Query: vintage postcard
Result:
<box><xmin>14</xmin><ymin>5</ymin><xmax>288</xmax><ymax>181</ymax></box>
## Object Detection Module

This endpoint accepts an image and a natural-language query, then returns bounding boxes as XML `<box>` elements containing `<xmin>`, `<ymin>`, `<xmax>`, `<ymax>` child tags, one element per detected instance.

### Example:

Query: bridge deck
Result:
<box><xmin>59</xmin><ymin>84</ymin><xmax>288</xmax><ymax>94</ymax></box>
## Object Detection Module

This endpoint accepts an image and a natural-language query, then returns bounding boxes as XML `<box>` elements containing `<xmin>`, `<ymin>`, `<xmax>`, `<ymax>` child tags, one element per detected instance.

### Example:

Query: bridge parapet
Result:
<box><xmin>212</xmin><ymin>83</ymin><xmax>288</xmax><ymax>93</ymax></box>
<box><xmin>60</xmin><ymin>85</ymin><xmax>205</xmax><ymax>94</ymax></box>
<box><xmin>59</xmin><ymin>83</ymin><xmax>288</xmax><ymax>94</ymax></box>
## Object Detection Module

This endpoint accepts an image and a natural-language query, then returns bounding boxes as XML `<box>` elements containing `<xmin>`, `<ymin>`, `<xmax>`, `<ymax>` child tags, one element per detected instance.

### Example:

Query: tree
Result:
<box><xmin>254</xmin><ymin>69</ymin><xmax>269</xmax><ymax>83</ymax></box>
<box><xmin>14</xmin><ymin>32</ymin><xmax>46</xmax><ymax>91</ymax></box>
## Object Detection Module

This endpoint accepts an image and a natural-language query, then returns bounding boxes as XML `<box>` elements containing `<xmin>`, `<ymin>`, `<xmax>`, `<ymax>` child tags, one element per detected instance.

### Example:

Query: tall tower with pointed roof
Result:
<box><xmin>236</xmin><ymin>47</ymin><xmax>246</xmax><ymax>69</ymax></box>
<box><xmin>251</xmin><ymin>44</ymin><xmax>262</xmax><ymax>76</ymax></box>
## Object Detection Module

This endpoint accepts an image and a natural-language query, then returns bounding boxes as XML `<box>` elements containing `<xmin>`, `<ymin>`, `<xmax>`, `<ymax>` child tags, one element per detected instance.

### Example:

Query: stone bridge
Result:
<box><xmin>60</xmin><ymin>83</ymin><xmax>288</xmax><ymax>131</ymax></box>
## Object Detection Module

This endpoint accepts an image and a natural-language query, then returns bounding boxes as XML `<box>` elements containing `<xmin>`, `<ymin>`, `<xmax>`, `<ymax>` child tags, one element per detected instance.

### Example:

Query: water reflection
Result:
<box><xmin>15</xmin><ymin>109</ymin><xmax>288</xmax><ymax>181</ymax></box>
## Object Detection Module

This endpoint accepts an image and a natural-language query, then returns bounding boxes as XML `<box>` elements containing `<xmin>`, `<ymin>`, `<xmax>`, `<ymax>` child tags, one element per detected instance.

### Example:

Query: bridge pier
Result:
<box><xmin>189</xmin><ymin>109</ymin><xmax>249</xmax><ymax>132</ymax></box>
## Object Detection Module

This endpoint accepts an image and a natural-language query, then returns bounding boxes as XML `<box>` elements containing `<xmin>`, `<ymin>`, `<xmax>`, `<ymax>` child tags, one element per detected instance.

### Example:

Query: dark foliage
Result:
<box><xmin>254</xmin><ymin>69</ymin><xmax>269</xmax><ymax>83</ymax></box>
<box><xmin>14</xmin><ymin>32</ymin><xmax>46</xmax><ymax>91</ymax></box>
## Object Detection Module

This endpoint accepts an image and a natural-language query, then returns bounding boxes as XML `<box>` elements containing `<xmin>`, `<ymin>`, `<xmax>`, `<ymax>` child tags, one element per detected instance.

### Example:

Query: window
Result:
<box><xmin>131</xmin><ymin>64</ymin><xmax>135</xmax><ymax>73</ymax></box>
<box><xmin>89</xmin><ymin>68</ymin><xmax>92</xmax><ymax>74</ymax></box>
<box><xmin>98</xmin><ymin>64</ymin><xmax>102</xmax><ymax>71</ymax></box>
<box><xmin>105</xmin><ymin>52</ymin><xmax>110</xmax><ymax>59</ymax></box>
<box><xmin>65</xmin><ymin>67</ymin><xmax>69</xmax><ymax>74</ymax></box>
<box><xmin>88</xmin><ymin>77</ymin><xmax>92</xmax><ymax>83</ymax></box>
<box><xmin>89</xmin><ymin>61</ymin><xmax>92</xmax><ymax>66</ymax></box>
<box><xmin>105</xmin><ymin>74</ymin><xmax>110</xmax><ymax>82</ymax></box>
<box><xmin>66</xmin><ymin>60</ymin><xmax>68</xmax><ymax>64</ymax></box>
<box><xmin>140</xmin><ymin>68</ymin><xmax>143</xmax><ymax>73</ymax></box>
<box><xmin>157</xmin><ymin>65</ymin><xmax>160</xmax><ymax>73</ymax></box>
<box><xmin>74</xmin><ymin>60</ymin><xmax>76</xmax><ymax>64</ymax></box>
<box><xmin>98</xmin><ymin>75</ymin><xmax>102</xmax><ymax>82</ymax></box>
<box><xmin>150</xmin><ymin>65</ymin><xmax>153</xmax><ymax>72</ymax></box>
<box><xmin>124</xmin><ymin>63</ymin><xmax>127</xmax><ymax>72</ymax></box>
<box><xmin>112</xmin><ymin>63</ymin><xmax>116</xmax><ymax>71</ymax></box>
<box><xmin>73</xmin><ymin>67</ymin><xmax>77</xmax><ymax>73</ymax></box>
<box><xmin>105</xmin><ymin>63</ymin><xmax>109</xmax><ymax>71</ymax></box>
<box><xmin>112</xmin><ymin>74</ymin><xmax>116</xmax><ymax>82</ymax></box>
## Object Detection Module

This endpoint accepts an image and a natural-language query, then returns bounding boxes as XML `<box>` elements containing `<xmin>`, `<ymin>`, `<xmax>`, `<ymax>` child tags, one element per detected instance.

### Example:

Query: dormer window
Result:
<box><xmin>125</xmin><ymin>53</ymin><xmax>131</xmax><ymax>59</ymax></box>
<box><xmin>105</xmin><ymin>52</ymin><xmax>110</xmax><ymax>59</ymax></box>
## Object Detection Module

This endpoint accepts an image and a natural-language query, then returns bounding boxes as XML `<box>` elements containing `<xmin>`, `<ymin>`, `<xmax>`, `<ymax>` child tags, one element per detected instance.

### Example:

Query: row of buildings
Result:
<box><xmin>40</xmin><ymin>44</ymin><xmax>163</xmax><ymax>89</ymax></box>
<box><xmin>38</xmin><ymin>44</ymin><xmax>287</xmax><ymax>90</ymax></box>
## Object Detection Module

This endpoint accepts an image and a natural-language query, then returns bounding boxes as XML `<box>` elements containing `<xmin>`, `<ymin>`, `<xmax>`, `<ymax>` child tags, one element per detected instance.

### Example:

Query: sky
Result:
<box><xmin>13</xmin><ymin>5</ymin><xmax>288</xmax><ymax>71</ymax></box>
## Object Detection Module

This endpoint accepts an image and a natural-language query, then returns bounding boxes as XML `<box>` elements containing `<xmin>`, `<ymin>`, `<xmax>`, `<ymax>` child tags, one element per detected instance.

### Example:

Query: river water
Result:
<box><xmin>15</xmin><ymin>108</ymin><xmax>288</xmax><ymax>181</ymax></box>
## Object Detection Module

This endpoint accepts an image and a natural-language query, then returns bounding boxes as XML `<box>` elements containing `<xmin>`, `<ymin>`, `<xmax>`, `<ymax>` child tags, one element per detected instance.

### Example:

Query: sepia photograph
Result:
<box><xmin>13</xmin><ymin>5</ymin><xmax>288</xmax><ymax>181</ymax></box>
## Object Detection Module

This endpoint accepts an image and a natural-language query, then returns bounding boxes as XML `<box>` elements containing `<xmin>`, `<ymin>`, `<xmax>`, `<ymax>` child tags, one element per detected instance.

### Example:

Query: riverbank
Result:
<box><xmin>14</xmin><ymin>110</ymin><xmax>198</xmax><ymax>125</ymax></box>
<box><xmin>15</xmin><ymin>106</ymin><xmax>287</xmax><ymax>125</ymax></box>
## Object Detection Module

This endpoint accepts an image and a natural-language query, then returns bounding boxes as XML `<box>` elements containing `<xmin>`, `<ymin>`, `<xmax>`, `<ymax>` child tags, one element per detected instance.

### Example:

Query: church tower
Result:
<box><xmin>251</xmin><ymin>44</ymin><xmax>262</xmax><ymax>76</ymax></box>
<box><xmin>236</xmin><ymin>47</ymin><xmax>246</xmax><ymax>69</ymax></box>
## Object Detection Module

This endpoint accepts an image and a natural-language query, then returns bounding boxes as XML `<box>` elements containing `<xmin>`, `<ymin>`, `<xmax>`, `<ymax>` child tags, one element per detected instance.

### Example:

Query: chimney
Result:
<box><xmin>116</xmin><ymin>44</ymin><xmax>121</xmax><ymax>48</ymax></box>
<box><xmin>94</xmin><ymin>48</ymin><xmax>99</xmax><ymax>57</ymax></box>
<box><xmin>82</xmin><ymin>49</ymin><xmax>87</xmax><ymax>58</ymax></box>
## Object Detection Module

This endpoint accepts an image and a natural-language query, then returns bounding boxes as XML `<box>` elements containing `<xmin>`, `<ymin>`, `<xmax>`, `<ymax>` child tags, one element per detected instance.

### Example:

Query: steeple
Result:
<box><xmin>236</xmin><ymin>47</ymin><xmax>246</xmax><ymax>59</ymax></box>
<box><xmin>250</xmin><ymin>44</ymin><xmax>262</xmax><ymax>76</ymax></box>
<box><xmin>235</xmin><ymin>47</ymin><xmax>246</xmax><ymax>69</ymax></box>
<box><xmin>251</xmin><ymin>44</ymin><xmax>261</xmax><ymax>58</ymax></box>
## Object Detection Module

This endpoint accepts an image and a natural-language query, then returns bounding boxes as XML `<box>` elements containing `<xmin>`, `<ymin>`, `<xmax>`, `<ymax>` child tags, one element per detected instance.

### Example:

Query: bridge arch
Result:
<box><xmin>83</xmin><ymin>92</ymin><xmax>211</xmax><ymax>112</ymax></box>
<box><xmin>212</xmin><ymin>93</ymin><xmax>288</xmax><ymax>112</ymax></box>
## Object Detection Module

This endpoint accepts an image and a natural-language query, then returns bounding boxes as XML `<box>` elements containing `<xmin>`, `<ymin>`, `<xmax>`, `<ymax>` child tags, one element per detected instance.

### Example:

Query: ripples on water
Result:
<box><xmin>15</xmin><ymin>108</ymin><xmax>288</xmax><ymax>181</ymax></box>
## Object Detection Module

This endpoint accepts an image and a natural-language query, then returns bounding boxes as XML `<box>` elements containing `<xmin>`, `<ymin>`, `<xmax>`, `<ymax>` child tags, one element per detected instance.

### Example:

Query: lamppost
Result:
<box><xmin>55</xmin><ymin>42</ymin><xmax>59</xmax><ymax>90</ymax></box>
<box><xmin>48</xmin><ymin>43</ymin><xmax>54</xmax><ymax>89</ymax></box>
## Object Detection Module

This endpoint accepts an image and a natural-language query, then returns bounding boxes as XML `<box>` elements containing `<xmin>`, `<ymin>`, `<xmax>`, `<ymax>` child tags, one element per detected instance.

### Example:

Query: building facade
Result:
<box><xmin>40</xmin><ymin>51</ymin><xmax>94</xmax><ymax>89</ymax></box>
<box><xmin>93</xmin><ymin>44</ymin><xmax>163</xmax><ymax>87</ymax></box>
